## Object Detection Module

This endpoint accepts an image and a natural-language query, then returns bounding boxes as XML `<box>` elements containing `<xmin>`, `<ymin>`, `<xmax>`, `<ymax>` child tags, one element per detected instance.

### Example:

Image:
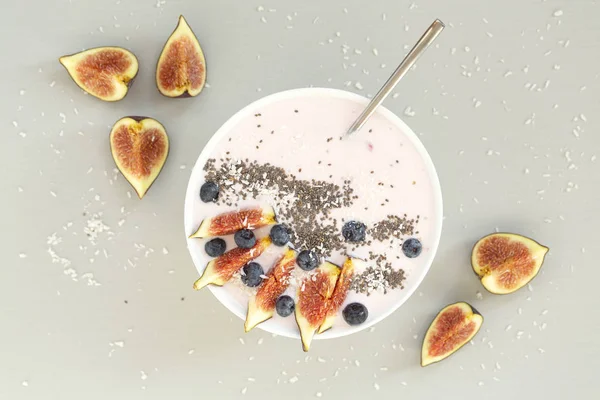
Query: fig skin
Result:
<box><xmin>109</xmin><ymin>116</ymin><xmax>169</xmax><ymax>199</ymax></box>
<box><xmin>421</xmin><ymin>302</ymin><xmax>483</xmax><ymax>367</ymax></box>
<box><xmin>59</xmin><ymin>47</ymin><xmax>139</xmax><ymax>101</ymax></box>
<box><xmin>471</xmin><ymin>232</ymin><xmax>549</xmax><ymax>295</ymax></box>
<box><xmin>317</xmin><ymin>258</ymin><xmax>357</xmax><ymax>334</ymax></box>
<box><xmin>244</xmin><ymin>247</ymin><xmax>296</xmax><ymax>332</ymax></box>
<box><xmin>156</xmin><ymin>15</ymin><xmax>207</xmax><ymax>98</ymax></box>
<box><xmin>189</xmin><ymin>205</ymin><xmax>276</xmax><ymax>239</ymax></box>
<box><xmin>295</xmin><ymin>262</ymin><xmax>340</xmax><ymax>352</ymax></box>
<box><xmin>193</xmin><ymin>237</ymin><xmax>272</xmax><ymax>290</ymax></box>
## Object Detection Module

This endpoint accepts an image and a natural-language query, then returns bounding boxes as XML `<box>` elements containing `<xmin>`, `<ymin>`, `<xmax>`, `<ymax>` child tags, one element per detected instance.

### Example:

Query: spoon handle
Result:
<box><xmin>347</xmin><ymin>19</ymin><xmax>445</xmax><ymax>135</ymax></box>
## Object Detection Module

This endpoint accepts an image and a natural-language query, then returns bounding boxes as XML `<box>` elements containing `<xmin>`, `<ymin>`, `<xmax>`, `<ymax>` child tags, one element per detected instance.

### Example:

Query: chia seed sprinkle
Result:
<box><xmin>350</xmin><ymin>256</ymin><xmax>406</xmax><ymax>295</ymax></box>
<box><xmin>369</xmin><ymin>214</ymin><xmax>417</xmax><ymax>241</ymax></box>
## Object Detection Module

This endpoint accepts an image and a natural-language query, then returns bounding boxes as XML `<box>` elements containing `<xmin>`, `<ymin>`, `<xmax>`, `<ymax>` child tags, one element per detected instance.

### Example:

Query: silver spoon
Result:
<box><xmin>347</xmin><ymin>19</ymin><xmax>445</xmax><ymax>135</ymax></box>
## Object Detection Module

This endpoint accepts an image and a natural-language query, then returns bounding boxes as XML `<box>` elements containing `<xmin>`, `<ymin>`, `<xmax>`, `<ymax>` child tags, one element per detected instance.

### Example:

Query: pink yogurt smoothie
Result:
<box><xmin>185</xmin><ymin>88</ymin><xmax>442</xmax><ymax>338</ymax></box>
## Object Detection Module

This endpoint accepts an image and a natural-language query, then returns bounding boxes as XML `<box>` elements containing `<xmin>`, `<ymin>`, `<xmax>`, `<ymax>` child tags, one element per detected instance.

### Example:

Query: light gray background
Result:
<box><xmin>2</xmin><ymin>0</ymin><xmax>598</xmax><ymax>399</ymax></box>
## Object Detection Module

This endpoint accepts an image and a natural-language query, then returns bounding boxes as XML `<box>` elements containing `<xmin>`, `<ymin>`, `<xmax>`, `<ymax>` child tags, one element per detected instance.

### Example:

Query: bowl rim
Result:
<box><xmin>184</xmin><ymin>87</ymin><xmax>443</xmax><ymax>340</ymax></box>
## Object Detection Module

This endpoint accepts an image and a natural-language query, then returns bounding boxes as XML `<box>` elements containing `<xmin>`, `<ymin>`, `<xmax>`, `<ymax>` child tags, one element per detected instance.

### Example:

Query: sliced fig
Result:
<box><xmin>156</xmin><ymin>15</ymin><xmax>206</xmax><ymax>98</ymax></box>
<box><xmin>193</xmin><ymin>237</ymin><xmax>271</xmax><ymax>290</ymax></box>
<box><xmin>472</xmin><ymin>233</ymin><xmax>549</xmax><ymax>294</ymax></box>
<box><xmin>421</xmin><ymin>302</ymin><xmax>483</xmax><ymax>367</ymax></box>
<box><xmin>245</xmin><ymin>247</ymin><xmax>296</xmax><ymax>332</ymax></box>
<box><xmin>295</xmin><ymin>262</ymin><xmax>340</xmax><ymax>352</ymax></box>
<box><xmin>110</xmin><ymin>117</ymin><xmax>169</xmax><ymax>199</ymax></box>
<box><xmin>59</xmin><ymin>47</ymin><xmax>138</xmax><ymax>101</ymax></box>
<box><xmin>189</xmin><ymin>206</ymin><xmax>276</xmax><ymax>239</ymax></box>
<box><xmin>318</xmin><ymin>257</ymin><xmax>357</xmax><ymax>334</ymax></box>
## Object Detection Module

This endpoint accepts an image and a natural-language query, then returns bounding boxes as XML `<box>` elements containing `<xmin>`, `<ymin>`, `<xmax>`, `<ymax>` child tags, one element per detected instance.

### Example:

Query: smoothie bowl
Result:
<box><xmin>184</xmin><ymin>88</ymin><xmax>443</xmax><ymax>350</ymax></box>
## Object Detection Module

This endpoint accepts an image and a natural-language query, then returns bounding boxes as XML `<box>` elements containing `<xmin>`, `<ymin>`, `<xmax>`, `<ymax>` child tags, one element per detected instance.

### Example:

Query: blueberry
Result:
<box><xmin>342</xmin><ymin>303</ymin><xmax>368</xmax><ymax>325</ymax></box>
<box><xmin>241</xmin><ymin>262</ymin><xmax>264</xmax><ymax>287</ymax></box>
<box><xmin>275</xmin><ymin>295</ymin><xmax>295</xmax><ymax>317</ymax></box>
<box><xmin>234</xmin><ymin>229</ymin><xmax>256</xmax><ymax>249</ymax></box>
<box><xmin>270</xmin><ymin>224</ymin><xmax>291</xmax><ymax>246</ymax></box>
<box><xmin>342</xmin><ymin>221</ymin><xmax>367</xmax><ymax>243</ymax></box>
<box><xmin>204</xmin><ymin>238</ymin><xmax>226</xmax><ymax>257</ymax></box>
<box><xmin>296</xmin><ymin>250</ymin><xmax>319</xmax><ymax>271</ymax></box>
<box><xmin>200</xmin><ymin>181</ymin><xmax>219</xmax><ymax>203</ymax></box>
<box><xmin>402</xmin><ymin>238</ymin><xmax>422</xmax><ymax>258</ymax></box>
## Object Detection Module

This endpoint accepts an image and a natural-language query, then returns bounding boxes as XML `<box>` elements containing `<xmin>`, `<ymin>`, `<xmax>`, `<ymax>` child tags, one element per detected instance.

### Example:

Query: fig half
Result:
<box><xmin>110</xmin><ymin>117</ymin><xmax>169</xmax><ymax>199</ymax></box>
<box><xmin>295</xmin><ymin>262</ymin><xmax>340</xmax><ymax>352</ymax></box>
<box><xmin>472</xmin><ymin>233</ymin><xmax>549</xmax><ymax>294</ymax></box>
<box><xmin>156</xmin><ymin>15</ymin><xmax>206</xmax><ymax>98</ymax></box>
<box><xmin>245</xmin><ymin>247</ymin><xmax>296</xmax><ymax>332</ymax></box>
<box><xmin>317</xmin><ymin>257</ymin><xmax>357</xmax><ymax>334</ymax></box>
<box><xmin>189</xmin><ymin>206</ymin><xmax>276</xmax><ymax>239</ymax></box>
<box><xmin>421</xmin><ymin>302</ymin><xmax>483</xmax><ymax>367</ymax></box>
<box><xmin>59</xmin><ymin>47</ymin><xmax>138</xmax><ymax>101</ymax></box>
<box><xmin>193</xmin><ymin>237</ymin><xmax>271</xmax><ymax>290</ymax></box>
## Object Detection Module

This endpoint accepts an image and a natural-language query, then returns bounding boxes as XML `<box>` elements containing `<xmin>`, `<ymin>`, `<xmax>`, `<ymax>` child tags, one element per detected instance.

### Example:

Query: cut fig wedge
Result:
<box><xmin>318</xmin><ymin>258</ymin><xmax>357</xmax><ymax>334</ymax></box>
<box><xmin>472</xmin><ymin>233</ymin><xmax>549</xmax><ymax>294</ymax></box>
<box><xmin>193</xmin><ymin>237</ymin><xmax>271</xmax><ymax>290</ymax></box>
<box><xmin>156</xmin><ymin>15</ymin><xmax>206</xmax><ymax>98</ymax></box>
<box><xmin>110</xmin><ymin>117</ymin><xmax>169</xmax><ymax>199</ymax></box>
<box><xmin>421</xmin><ymin>302</ymin><xmax>483</xmax><ymax>367</ymax></box>
<box><xmin>295</xmin><ymin>262</ymin><xmax>340</xmax><ymax>352</ymax></box>
<box><xmin>59</xmin><ymin>47</ymin><xmax>138</xmax><ymax>101</ymax></box>
<box><xmin>189</xmin><ymin>205</ymin><xmax>276</xmax><ymax>239</ymax></box>
<box><xmin>245</xmin><ymin>247</ymin><xmax>296</xmax><ymax>332</ymax></box>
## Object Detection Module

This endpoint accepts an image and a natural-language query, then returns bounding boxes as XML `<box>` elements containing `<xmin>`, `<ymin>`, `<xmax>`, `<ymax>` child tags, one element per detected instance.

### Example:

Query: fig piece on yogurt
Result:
<box><xmin>189</xmin><ymin>205</ymin><xmax>276</xmax><ymax>239</ymax></box>
<box><xmin>295</xmin><ymin>261</ymin><xmax>340</xmax><ymax>352</ymax></box>
<box><xmin>193</xmin><ymin>237</ymin><xmax>271</xmax><ymax>290</ymax></box>
<box><xmin>59</xmin><ymin>47</ymin><xmax>138</xmax><ymax>101</ymax></box>
<box><xmin>156</xmin><ymin>15</ymin><xmax>207</xmax><ymax>98</ymax></box>
<box><xmin>244</xmin><ymin>247</ymin><xmax>296</xmax><ymax>332</ymax></box>
<box><xmin>109</xmin><ymin>117</ymin><xmax>169</xmax><ymax>199</ymax></box>
<box><xmin>318</xmin><ymin>257</ymin><xmax>357</xmax><ymax>334</ymax></box>
<box><xmin>472</xmin><ymin>233</ymin><xmax>549</xmax><ymax>294</ymax></box>
<box><xmin>421</xmin><ymin>302</ymin><xmax>483</xmax><ymax>367</ymax></box>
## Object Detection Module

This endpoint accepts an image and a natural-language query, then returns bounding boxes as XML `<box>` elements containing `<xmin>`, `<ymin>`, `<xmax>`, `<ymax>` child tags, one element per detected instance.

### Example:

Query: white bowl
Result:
<box><xmin>184</xmin><ymin>88</ymin><xmax>443</xmax><ymax>340</ymax></box>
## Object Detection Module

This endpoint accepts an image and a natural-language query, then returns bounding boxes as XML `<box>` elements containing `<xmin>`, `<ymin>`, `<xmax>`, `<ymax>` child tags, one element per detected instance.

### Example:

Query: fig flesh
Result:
<box><xmin>156</xmin><ymin>15</ymin><xmax>206</xmax><ymax>98</ymax></box>
<box><xmin>244</xmin><ymin>247</ymin><xmax>296</xmax><ymax>332</ymax></box>
<box><xmin>109</xmin><ymin>117</ymin><xmax>169</xmax><ymax>199</ymax></box>
<box><xmin>472</xmin><ymin>233</ymin><xmax>549</xmax><ymax>294</ymax></box>
<box><xmin>189</xmin><ymin>206</ymin><xmax>276</xmax><ymax>239</ymax></box>
<box><xmin>295</xmin><ymin>262</ymin><xmax>340</xmax><ymax>352</ymax></box>
<box><xmin>421</xmin><ymin>302</ymin><xmax>483</xmax><ymax>367</ymax></box>
<box><xmin>59</xmin><ymin>47</ymin><xmax>138</xmax><ymax>101</ymax></box>
<box><xmin>193</xmin><ymin>237</ymin><xmax>271</xmax><ymax>290</ymax></box>
<box><xmin>318</xmin><ymin>257</ymin><xmax>357</xmax><ymax>334</ymax></box>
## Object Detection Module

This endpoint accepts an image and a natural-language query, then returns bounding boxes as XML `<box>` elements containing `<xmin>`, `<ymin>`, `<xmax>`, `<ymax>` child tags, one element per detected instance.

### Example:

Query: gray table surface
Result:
<box><xmin>2</xmin><ymin>0</ymin><xmax>598</xmax><ymax>399</ymax></box>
